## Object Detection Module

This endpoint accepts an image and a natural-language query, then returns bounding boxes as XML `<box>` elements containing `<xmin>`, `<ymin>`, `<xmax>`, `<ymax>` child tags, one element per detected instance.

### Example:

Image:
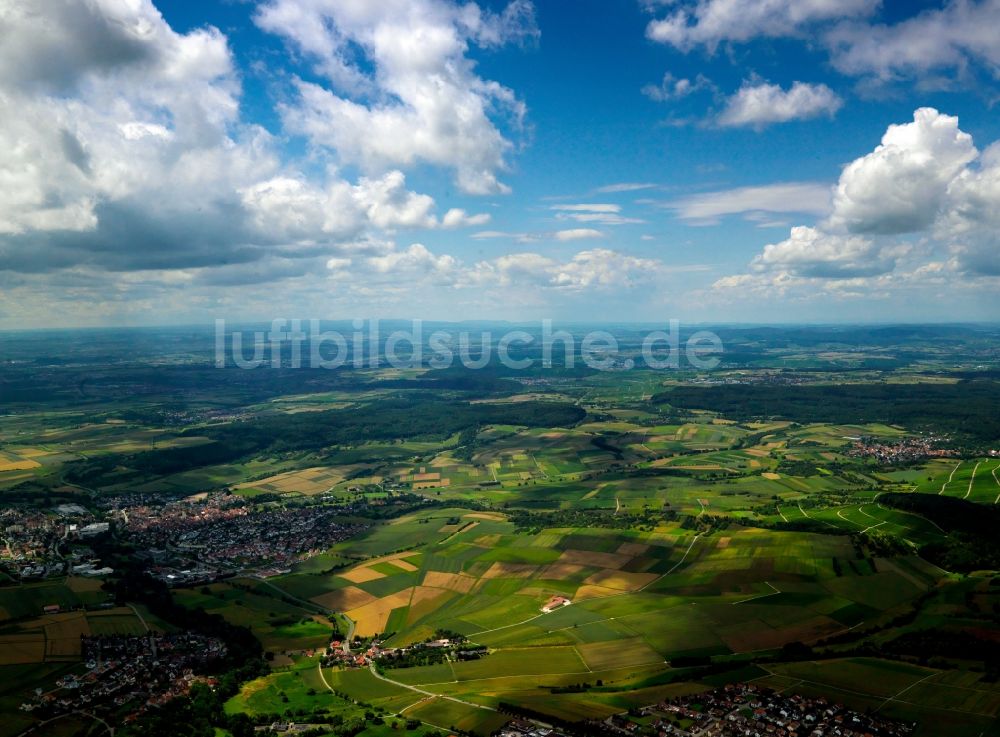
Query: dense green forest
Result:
<box><xmin>880</xmin><ymin>493</ymin><xmax>1000</xmax><ymax>571</ymax></box>
<box><xmin>66</xmin><ymin>397</ymin><xmax>586</xmax><ymax>487</ymax></box>
<box><xmin>656</xmin><ymin>381</ymin><xmax>1000</xmax><ymax>442</ymax></box>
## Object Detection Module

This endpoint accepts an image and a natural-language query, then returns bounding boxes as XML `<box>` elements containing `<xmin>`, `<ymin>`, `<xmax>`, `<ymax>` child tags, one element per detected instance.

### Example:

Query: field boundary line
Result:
<box><xmin>965</xmin><ymin>461</ymin><xmax>981</xmax><ymax>499</ymax></box>
<box><xmin>874</xmin><ymin>672</ymin><xmax>938</xmax><ymax>713</ymax></box>
<box><xmin>639</xmin><ymin>532</ymin><xmax>704</xmax><ymax>592</ymax></box>
<box><xmin>874</xmin><ymin>502</ymin><xmax>946</xmax><ymax>534</ymax></box>
<box><xmin>367</xmin><ymin>662</ymin><xmax>496</xmax><ymax>712</ymax></box>
<box><xmin>768</xmin><ymin>669</ymin><xmax>994</xmax><ymax>718</ymax></box>
<box><xmin>465</xmin><ymin>533</ymin><xmax>703</xmax><ymax>642</ymax></box>
<box><xmin>940</xmin><ymin>461</ymin><xmax>961</xmax><ymax>494</ymax></box>
<box><xmin>530</xmin><ymin>453</ymin><xmax>548</xmax><ymax>479</ymax></box>
<box><xmin>798</xmin><ymin>502</ymin><xmax>838</xmax><ymax>529</ymax></box>
<box><xmin>411</xmin><ymin>668</ymin><xmax>602</xmax><ymax>687</ymax></box>
<box><xmin>732</xmin><ymin>581</ymin><xmax>780</xmax><ymax>605</ymax></box>
<box><xmin>836</xmin><ymin>509</ymin><xmax>863</xmax><ymax>527</ymax></box>
<box><xmin>857</xmin><ymin>505</ymin><xmax>880</xmax><ymax>521</ymax></box>
<box><xmin>316</xmin><ymin>660</ymin><xmax>480</xmax><ymax>731</ymax></box>
<box><xmin>860</xmin><ymin>520</ymin><xmax>887</xmax><ymax>534</ymax></box>
<box><xmin>126</xmin><ymin>604</ymin><xmax>150</xmax><ymax>633</ymax></box>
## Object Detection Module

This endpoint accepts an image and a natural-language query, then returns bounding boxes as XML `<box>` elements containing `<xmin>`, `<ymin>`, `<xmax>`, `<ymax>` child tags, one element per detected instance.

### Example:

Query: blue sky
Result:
<box><xmin>1</xmin><ymin>0</ymin><xmax>999</xmax><ymax>327</ymax></box>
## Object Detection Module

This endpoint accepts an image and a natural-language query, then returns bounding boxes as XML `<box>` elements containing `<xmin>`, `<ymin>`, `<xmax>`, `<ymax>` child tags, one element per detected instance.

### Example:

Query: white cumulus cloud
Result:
<box><xmin>826</xmin><ymin>0</ymin><xmax>1000</xmax><ymax>81</ymax></box>
<box><xmin>717</xmin><ymin>81</ymin><xmax>842</xmax><ymax>128</ymax></box>
<box><xmin>554</xmin><ymin>228</ymin><xmax>605</xmax><ymax>242</ymax></box>
<box><xmin>256</xmin><ymin>0</ymin><xmax>537</xmax><ymax>195</ymax></box>
<box><xmin>827</xmin><ymin>107</ymin><xmax>977</xmax><ymax>235</ymax></box>
<box><xmin>645</xmin><ymin>0</ymin><xmax>877</xmax><ymax>52</ymax></box>
<box><xmin>715</xmin><ymin>107</ymin><xmax>1000</xmax><ymax>298</ymax></box>
<box><xmin>0</xmin><ymin>0</ymin><xmax>501</xmax><ymax>286</ymax></box>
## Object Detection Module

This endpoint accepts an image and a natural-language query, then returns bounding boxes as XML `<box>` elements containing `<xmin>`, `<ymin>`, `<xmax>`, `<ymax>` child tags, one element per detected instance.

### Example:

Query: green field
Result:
<box><xmin>4</xmin><ymin>327</ymin><xmax>1000</xmax><ymax>735</ymax></box>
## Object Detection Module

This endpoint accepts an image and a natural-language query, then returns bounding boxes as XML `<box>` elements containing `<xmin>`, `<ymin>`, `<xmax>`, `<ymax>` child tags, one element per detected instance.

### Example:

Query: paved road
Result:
<box><xmin>127</xmin><ymin>604</ymin><xmax>149</xmax><ymax>633</ymax></box>
<box><xmin>367</xmin><ymin>663</ymin><xmax>496</xmax><ymax>711</ymax></box>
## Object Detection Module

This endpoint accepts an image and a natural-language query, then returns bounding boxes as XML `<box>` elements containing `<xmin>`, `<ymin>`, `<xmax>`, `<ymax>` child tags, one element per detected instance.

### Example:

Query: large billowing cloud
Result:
<box><xmin>827</xmin><ymin>108</ymin><xmax>977</xmax><ymax>235</ymax></box>
<box><xmin>715</xmin><ymin>108</ymin><xmax>1000</xmax><ymax>298</ymax></box>
<box><xmin>748</xmin><ymin>226</ymin><xmax>908</xmax><ymax>279</ymax></box>
<box><xmin>645</xmin><ymin>0</ymin><xmax>877</xmax><ymax>52</ymax></box>
<box><xmin>647</xmin><ymin>0</ymin><xmax>1000</xmax><ymax>87</ymax></box>
<box><xmin>826</xmin><ymin>0</ymin><xmax>1000</xmax><ymax>81</ymax></box>
<box><xmin>0</xmin><ymin>0</ymin><xmax>513</xmax><ymax>288</ymax></box>
<box><xmin>330</xmin><ymin>244</ymin><xmax>674</xmax><ymax>291</ymax></box>
<box><xmin>255</xmin><ymin>0</ymin><xmax>537</xmax><ymax>195</ymax></box>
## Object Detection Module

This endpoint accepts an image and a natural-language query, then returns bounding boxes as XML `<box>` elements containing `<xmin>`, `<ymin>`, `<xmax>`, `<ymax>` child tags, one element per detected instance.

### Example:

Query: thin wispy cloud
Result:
<box><xmin>666</xmin><ymin>182</ymin><xmax>833</xmax><ymax>224</ymax></box>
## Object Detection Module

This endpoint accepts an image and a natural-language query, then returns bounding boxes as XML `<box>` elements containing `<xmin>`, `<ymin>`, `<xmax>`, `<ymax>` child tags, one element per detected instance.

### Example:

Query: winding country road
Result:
<box><xmin>964</xmin><ymin>461</ymin><xmax>982</xmax><ymax>499</ymax></box>
<box><xmin>939</xmin><ymin>461</ymin><xmax>961</xmax><ymax>494</ymax></box>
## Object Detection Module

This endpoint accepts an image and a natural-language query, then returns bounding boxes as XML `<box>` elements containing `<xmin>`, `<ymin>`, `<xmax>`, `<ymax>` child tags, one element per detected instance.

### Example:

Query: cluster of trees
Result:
<box><xmin>655</xmin><ymin>380</ymin><xmax>1000</xmax><ymax>442</ymax></box>
<box><xmin>880</xmin><ymin>493</ymin><xmax>1000</xmax><ymax>572</ymax></box>
<box><xmin>508</xmin><ymin>506</ymin><xmax>677</xmax><ymax>534</ymax></box>
<box><xmin>882</xmin><ymin>629</ymin><xmax>1000</xmax><ymax>671</ymax></box>
<box><xmin>67</xmin><ymin>397</ymin><xmax>586</xmax><ymax>488</ymax></box>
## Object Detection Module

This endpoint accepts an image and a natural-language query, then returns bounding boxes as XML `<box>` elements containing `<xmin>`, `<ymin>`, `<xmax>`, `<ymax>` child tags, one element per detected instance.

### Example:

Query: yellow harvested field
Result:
<box><xmin>439</xmin><ymin>520</ymin><xmax>477</xmax><ymax>537</ymax></box>
<box><xmin>464</xmin><ymin>512</ymin><xmax>506</xmax><ymax>521</ymax></box>
<box><xmin>616</xmin><ymin>542</ymin><xmax>650</xmax><ymax>556</ymax></box>
<box><xmin>346</xmin><ymin>588</ymin><xmax>415</xmax><ymax>637</ymax></box>
<box><xmin>573</xmin><ymin>584</ymin><xmax>621</xmax><ymax>601</ymax></box>
<box><xmin>310</xmin><ymin>586</ymin><xmax>378</xmax><ymax>611</ymax></box>
<box><xmin>47</xmin><ymin>637</ymin><xmax>84</xmax><ymax>658</ymax></box>
<box><xmin>559</xmin><ymin>549</ymin><xmax>632</xmax><ymax>569</ymax></box>
<box><xmin>235</xmin><ymin>466</ymin><xmax>341</xmax><ymax>496</ymax></box>
<box><xmin>387</xmin><ymin>556</ymin><xmax>419</xmax><ymax>572</ymax></box>
<box><xmin>0</xmin><ymin>459</ymin><xmax>40</xmax><ymax>472</ymax></box>
<box><xmin>762</xmin><ymin>472</ymin><xmax>781</xmax><ymax>480</ymax></box>
<box><xmin>481</xmin><ymin>562</ymin><xmax>537</xmax><ymax>579</ymax></box>
<box><xmin>744</xmin><ymin>448</ymin><xmax>769</xmax><ymax>457</ymax></box>
<box><xmin>716</xmin><ymin>537</ymin><xmax>731</xmax><ymax>548</ymax></box>
<box><xmin>749</xmin><ymin>460</ymin><xmax>761</xmax><ymax>467</ymax></box>
<box><xmin>45</xmin><ymin>612</ymin><xmax>90</xmax><ymax>638</ymax></box>
<box><xmin>411</xmin><ymin>472</ymin><xmax>440</xmax><ymax>482</ymax></box>
<box><xmin>414</xmin><ymin>479</ymin><xmax>450</xmax><ymax>489</ymax></box>
<box><xmin>66</xmin><ymin>576</ymin><xmax>105</xmax><ymax>593</ymax></box>
<box><xmin>15</xmin><ymin>448</ymin><xmax>50</xmax><ymax>458</ymax></box>
<box><xmin>538</xmin><ymin>563</ymin><xmax>586</xmax><ymax>579</ymax></box>
<box><xmin>0</xmin><ymin>634</ymin><xmax>45</xmax><ymax>664</ymax></box>
<box><xmin>409</xmin><ymin>586</ymin><xmax>448</xmax><ymax>607</ymax></box>
<box><xmin>407</xmin><ymin>587</ymin><xmax>454</xmax><ymax>626</ymax></box>
<box><xmin>339</xmin><ymin>566</ymin><xmax>385</xmax><ymax>583</ymax></box>
<box><xmin>423</xmin><ymin>571</ymin><xmax>477</xmax><ymax>593</ymax></box>
<box><xmin>578</xmin><ymin>638</ymin><xmax>664</xmax><ymax>670</ymax></box>
<box><xmin>583</xmin><ymin>569</ymin><xmax>658</xmax><ymax>591</ymax></box>
<box><xmin>359</xmin><ymin>551</ymin><xmax>422</xmax><ymax>573</ymax></box>
<box><xmin>474</xmin><ymin>534</ymin><xmax>502</xmax><ymax>547</ymax></box>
